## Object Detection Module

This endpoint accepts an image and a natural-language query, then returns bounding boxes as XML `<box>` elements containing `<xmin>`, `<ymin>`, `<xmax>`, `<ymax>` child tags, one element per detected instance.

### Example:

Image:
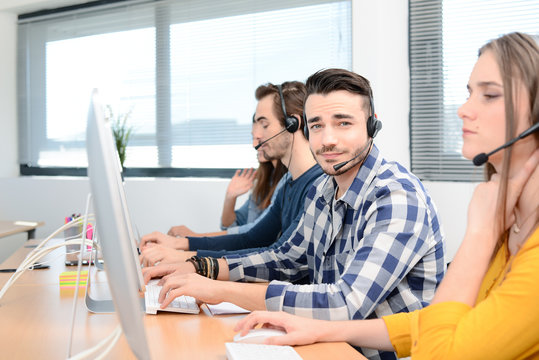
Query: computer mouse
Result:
<box><xmin>233</xmin><ymin>328</ymin><xmax>287</xmax><ymax>344</ymax></box>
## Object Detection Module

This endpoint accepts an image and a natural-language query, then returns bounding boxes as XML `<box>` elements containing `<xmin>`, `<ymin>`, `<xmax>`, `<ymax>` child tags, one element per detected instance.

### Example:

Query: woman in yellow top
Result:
<box><xmin>234</xmin><ymin>32</ymin><xmax>539</xmax><ymax>359</ymax></box>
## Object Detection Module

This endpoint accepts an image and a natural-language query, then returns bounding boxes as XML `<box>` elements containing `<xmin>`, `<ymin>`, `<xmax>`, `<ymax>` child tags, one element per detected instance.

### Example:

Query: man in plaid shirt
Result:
<box><xmin>144</xmin><ymin>69</ymin><xmax>445</xmax><ymax>360</ymax></box>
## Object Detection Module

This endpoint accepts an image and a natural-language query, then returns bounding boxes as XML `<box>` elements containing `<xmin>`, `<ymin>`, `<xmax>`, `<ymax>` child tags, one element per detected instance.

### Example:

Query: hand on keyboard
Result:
<box><xmin>144</xmin><ymin>279</ymin><xmax>199</xmax><ymax>314</ymax></box>
<box><xmin>158</xmin><ymin>272</ymin><xmax>226</xmax><ymax>308</ymax></box>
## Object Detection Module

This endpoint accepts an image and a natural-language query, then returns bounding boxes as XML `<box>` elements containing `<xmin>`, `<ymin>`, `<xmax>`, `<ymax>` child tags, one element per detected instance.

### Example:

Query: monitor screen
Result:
<box><xmin>86</xmin><ymin>89</ymin><xmax>150</xmax><ymax>359</ymax></box>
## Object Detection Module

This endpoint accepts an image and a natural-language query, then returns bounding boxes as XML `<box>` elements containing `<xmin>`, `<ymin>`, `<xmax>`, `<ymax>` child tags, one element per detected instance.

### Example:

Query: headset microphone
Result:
<box><xmin>472</xmin><ymin>122</ymin><xmax>539</xmax><ymax>166</ymax></box>
<box><xmin>254</xmin><ymin>127</ymin><xmax>288</xmax><ymax>150</ymax></box>
<box><xmin>333</xmin><ymin>138</ymin><xmax>373</xmax><ymax>171</ymax></box>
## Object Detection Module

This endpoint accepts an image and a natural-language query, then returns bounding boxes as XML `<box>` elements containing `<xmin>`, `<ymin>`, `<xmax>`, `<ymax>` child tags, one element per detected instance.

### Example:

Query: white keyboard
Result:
<box><xmin>144</xmin><ymin>279</ymin><xmax>199</xmax><ymax>314</ymax></box>
<box><xmin>225</xmin><ymin>343</ymin><xmax>303</xmax><ymax>360</ymax></box>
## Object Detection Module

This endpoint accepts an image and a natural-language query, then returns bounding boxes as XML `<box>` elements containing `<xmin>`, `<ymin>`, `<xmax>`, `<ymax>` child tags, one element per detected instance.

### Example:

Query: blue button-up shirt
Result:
<box><xmin>226</xmin><ymin>145</ymin><xmax>445</xmax><ymax>360</ymax></box>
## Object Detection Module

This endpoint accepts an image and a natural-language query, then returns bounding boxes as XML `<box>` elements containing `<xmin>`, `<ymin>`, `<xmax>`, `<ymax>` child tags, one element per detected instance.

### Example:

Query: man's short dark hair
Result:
<box><xmin>305</xmin><ymin>68</ymin><xmax>372</xmax><ymax>114</ymax></box>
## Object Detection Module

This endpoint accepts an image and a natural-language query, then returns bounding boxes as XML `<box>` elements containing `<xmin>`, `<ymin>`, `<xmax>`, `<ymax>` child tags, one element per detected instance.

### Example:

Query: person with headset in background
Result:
<box><xmin>234</xmin><ymin>33</ymin><xmax>539</xmax><ymax>359</ymax></box>
<box><xmin>167</xmin><ymin>145</ymin><xmax>288</xmax><ymax>239</ymax></box>
<box><xmin>139</xmin><ymin>81</ymin><xmax>323</xmax><ymax>266</ymax></box>
<box><xmin>142</xmin><ymin>68</ymin><xmax>446</xmax><ymax>360</ymax></box>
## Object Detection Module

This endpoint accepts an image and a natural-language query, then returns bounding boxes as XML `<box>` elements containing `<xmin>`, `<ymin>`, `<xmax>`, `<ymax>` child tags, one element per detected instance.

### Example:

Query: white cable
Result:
<box><xmin>0</xmin><ymin>239</ymin><xmax>97</xmax><ymax>301</ymax></box>
<box><xmin>32</xmin><ymin>249</ymin><xmax>79</xmax><ymax>268</ymax></box>
<box><xmin>19</xmin><ymin>238</ymin><xmax>97</xmax><ymax>275</ymax></box>
<box><xmin>66</xmin><ymin>325</ymin><xmax>122</xmax><ymax>360</ymax></box>
<box><xmin>93</xmin><ymin>326</ymin><xmax>123</xmax><ymax>360</ymax></box>
<box><xmin>68</xmin><ymin>193</ymin><xmax>93</xmax><ymax>358</ymax></box>
<box><xmin>0</xmin><ymin>239</ymin><xmax>85</xmax><ymax>300</ymax></box>
<box><xmin>32</xmin><ymin>215</ymin><xmax>95</xmax><ymax>254</ymax></box>
<box><xmin>0</xmin><ymin>211</ymin><xmax>124</xmax><ymax>359</ymax></box>
<box><xmin>15</xmin><ymin>215</ymin><xmax>97</xmax><ymax>274</ymax></box>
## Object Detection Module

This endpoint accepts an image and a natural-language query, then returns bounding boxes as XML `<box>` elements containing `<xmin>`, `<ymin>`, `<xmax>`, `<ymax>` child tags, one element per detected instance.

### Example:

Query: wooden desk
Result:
<box><xmin>0</xmin><ymin>241</ymin><xmax>365</xmax><ymax>359</ymax></box>
<box><xmin>0</xmin><ymin>220</ymin><xmax>44</xmax><ymax>240</ymax></box>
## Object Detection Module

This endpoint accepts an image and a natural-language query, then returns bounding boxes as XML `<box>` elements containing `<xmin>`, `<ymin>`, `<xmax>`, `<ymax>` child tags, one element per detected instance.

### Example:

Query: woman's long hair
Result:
<box><xmin>252</xmin><ymin>160</ymin><xmax>287</xmax><ymax>210</ymax></box>
<box><xmin>479</xmin><ymin>32</ymin><xmax>539</xmax><ymax>255</ymax></box>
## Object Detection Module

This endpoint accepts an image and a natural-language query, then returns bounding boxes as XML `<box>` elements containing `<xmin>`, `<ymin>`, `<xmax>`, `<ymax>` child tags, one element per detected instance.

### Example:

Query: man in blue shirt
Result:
<box><xmin>143</xmin><ymin>69</ymin><xmax>445</xmax><ymax>360</ymax></box>
<box><xmin>139</xmin><ymin>81</ymin><xmax>322</xmax><ymax>265</ymax></box>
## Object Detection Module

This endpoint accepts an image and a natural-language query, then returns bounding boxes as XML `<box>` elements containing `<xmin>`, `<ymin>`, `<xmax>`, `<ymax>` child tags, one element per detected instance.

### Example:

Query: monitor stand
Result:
<box><xmin>84</xmin><ymin>245</ymin><xmax>144</xmax><ymax>313</ymax></box>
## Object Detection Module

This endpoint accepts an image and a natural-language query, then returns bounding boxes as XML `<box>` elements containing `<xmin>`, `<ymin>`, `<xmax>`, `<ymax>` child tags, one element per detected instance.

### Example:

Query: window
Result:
<box><xmin>409</xmin><ymin>0</ymin><xmax>539</xmax><ymax>181</ymax></box>
<box><xmin>18</xmin><ymin>0</ymin><xmax>352</xmax><ymax>176</ymax></box>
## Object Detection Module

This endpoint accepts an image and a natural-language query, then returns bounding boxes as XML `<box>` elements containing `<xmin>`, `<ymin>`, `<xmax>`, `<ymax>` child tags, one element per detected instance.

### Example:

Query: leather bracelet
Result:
<box><xmin>211</xmin><ymin>257</ymin><xmax>219</xmax><ymax>280</ymax></box>
<box><xmin>203</xmin><ymin>257</ymin><xmax>211</xmax><ymax>278</ymax></box>
<box><xmin>186</xmin><ymin>256</ymin><xmax>202</xmax><ymax>275</ymax></box>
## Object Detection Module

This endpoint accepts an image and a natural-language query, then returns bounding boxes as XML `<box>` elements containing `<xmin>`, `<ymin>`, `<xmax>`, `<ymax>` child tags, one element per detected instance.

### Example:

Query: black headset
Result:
<box><xmin>303</xmin><ymin>92</ymin><xmax>382</xmax><ymax>139</ymax></box>
<box><xmin>277</xmin><ymin>84</ymin><xmax>300</xmax><ymax>133</ymax></box>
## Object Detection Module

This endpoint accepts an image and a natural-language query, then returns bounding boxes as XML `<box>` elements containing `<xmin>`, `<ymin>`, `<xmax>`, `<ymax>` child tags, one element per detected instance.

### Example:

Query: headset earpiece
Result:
<box><xmin>366</xmin><ymin>95</ymin><xmax>382</xmax><ymax>138</ymax></box>
<box><xmin>285</xmin><ymin>115</ymin><xmax>299</xmax><ymax>132</ymax></box>
<box><xmin>277</xmin><ymin>84</ymin><xmax>299</xmax><ymax>133</ymax></box>
<box><xmin>367</xmin><ymin>115</ymin><xmax>382</xmax><ymax>138</ymax></box>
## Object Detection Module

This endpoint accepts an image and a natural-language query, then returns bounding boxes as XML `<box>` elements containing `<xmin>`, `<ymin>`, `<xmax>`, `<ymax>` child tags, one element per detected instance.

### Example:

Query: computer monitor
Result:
<box><xmin>86</xmin><ymin>89</ymin><xmax>150</xmax><ymax>359</ymax></box>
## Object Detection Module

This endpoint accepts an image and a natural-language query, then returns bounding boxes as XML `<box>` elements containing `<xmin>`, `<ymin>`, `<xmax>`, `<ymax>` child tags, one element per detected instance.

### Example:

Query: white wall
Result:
<box><xmin>0</xmin><ymin>0</ymin><xmax>476</xmax><ymax>264</ymax></box>
<box><xmin>0</xmin><ymin>176</ymin><xmax>229</xmax><ymax>238</ymax></box>
<box><xmin>352</xmin><ymin>0</ymin><xmax>410</xmax><ymax>169</ymax></box>
<box><xmin>351</xmin><ymin>0</ymin><xmax>477</xmax><ymax>261</ymax></box>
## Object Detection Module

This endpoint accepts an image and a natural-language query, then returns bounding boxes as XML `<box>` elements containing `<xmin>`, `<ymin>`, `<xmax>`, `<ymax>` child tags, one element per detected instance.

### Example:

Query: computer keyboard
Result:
<box><xmin>225</xmin><ymin>343</ymin><xmax>303</xmax><ymax>360</ymax></box>
<box><xmin>144</xmin><ymin>279</ymin><xmax>199</xmax><ymax>314</ymax></box>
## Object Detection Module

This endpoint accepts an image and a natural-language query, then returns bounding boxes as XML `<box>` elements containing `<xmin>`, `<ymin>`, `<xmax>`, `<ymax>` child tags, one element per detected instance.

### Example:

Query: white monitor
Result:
<box><xmin>86</xmin><ymin>89</ymin><xmax>150</xmax><ymax>359</ymax></box>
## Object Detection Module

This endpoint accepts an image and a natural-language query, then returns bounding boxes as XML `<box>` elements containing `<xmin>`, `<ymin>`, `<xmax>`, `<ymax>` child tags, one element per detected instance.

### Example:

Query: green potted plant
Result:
<box><xmin>106</xmin><ymin>105</ymin><xmax>133</xmax><ymax>169</ymax></box>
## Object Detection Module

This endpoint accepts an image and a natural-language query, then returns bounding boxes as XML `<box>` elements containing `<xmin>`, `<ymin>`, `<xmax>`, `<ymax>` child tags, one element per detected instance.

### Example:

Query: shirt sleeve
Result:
<box><xmin>211</xmin><ymin>205</ymin><xmax>303</xmax><ymax>258</ymax></box>
<box><xmin>226</xmin><ymin>200</ymin><xmax>275</xmax><ymax>235</ymax></box>
<box><xmin>383</xmin><ymin>229</ymin><xmax>539</xmax><ymax>359</ymax></box>
<box><xmin>247</xmin><ymin>183</ymin><xmax>437</xmax><ymax>321</ymax></box>
<box><xmin>189</xmin><ymin>193</ymin><xmax>283</xmax><ymax>253</ymax></box>
<box><xmin>225</xmin><ymin>208</ymin><xmax>311</xmax><ymax>283</ymax></box>
<box><xmin>197</xmin><ymin>213</ymin><xmax>300</xmax><ymax>258</ymax></box>
<box><xmin>221</xmin><ymin>195</ymin><xmax>252</xmax><ymax>230</ymax></box>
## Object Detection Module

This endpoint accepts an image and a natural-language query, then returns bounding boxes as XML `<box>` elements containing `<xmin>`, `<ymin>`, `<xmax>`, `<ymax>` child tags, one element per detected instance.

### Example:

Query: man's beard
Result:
<box><xmin>314</xmin><ymin>144</ymin><xmax>368</xmax><ymax>176</ymax></box>
<box><xmin>262</xmin><ymin>135</ymin><xmax>291</xmax><ymax>162</ymax></box>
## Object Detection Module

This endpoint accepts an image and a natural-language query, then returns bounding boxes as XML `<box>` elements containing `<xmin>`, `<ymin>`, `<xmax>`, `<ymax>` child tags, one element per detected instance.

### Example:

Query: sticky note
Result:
<box><xmin>60</xmin><ymin>270</ymin><xmax>88</xmax><ymax>288</ymax></box>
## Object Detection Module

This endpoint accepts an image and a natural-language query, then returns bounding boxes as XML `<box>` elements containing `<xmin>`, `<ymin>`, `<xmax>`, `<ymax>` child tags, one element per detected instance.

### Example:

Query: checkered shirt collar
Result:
<box><xmin>320</xmin><ymin>144</ymin><xmax>382</xmax><ymax>210</ymax></box>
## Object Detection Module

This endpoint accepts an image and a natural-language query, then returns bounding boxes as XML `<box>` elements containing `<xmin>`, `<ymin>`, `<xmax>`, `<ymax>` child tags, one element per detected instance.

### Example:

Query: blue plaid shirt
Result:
<box><xmin>225</xmin><ymin>145</ymin><xmax>445</xmax><ymax>360</ymax></box>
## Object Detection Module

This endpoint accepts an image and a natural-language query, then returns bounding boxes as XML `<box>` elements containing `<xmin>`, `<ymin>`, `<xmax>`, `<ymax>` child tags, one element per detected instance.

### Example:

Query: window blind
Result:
<box><xmin>18</xmin><ymin>0</ymin><xmax>352</xmax><ymax>172</ymax></box>
<box><xmin>409</xmin><ymin>0</ymin><xmax>539</xmax><ymax>181</ymax></box>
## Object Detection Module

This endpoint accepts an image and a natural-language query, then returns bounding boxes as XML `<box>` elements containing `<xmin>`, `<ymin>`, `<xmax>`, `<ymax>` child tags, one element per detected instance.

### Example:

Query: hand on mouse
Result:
<box><xmin>234</xmin><ymin>311</ymin><xmax>326</xmax><ymax>346</ymax></box>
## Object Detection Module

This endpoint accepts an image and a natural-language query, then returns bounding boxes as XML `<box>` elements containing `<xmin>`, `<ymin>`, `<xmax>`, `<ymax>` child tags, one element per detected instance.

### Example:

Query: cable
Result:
<box><xmin>68</xmin><ymin>193</ymin><xmax>93</xmax><ymax>358</ymax></box>
<box><xmin>0</xmin><ymin>238</ymin><xmax>97</xmax><ymax>301</ymax></box>
<box><xmin>25</xmin><ymin>216</ymin><xmax>96</xmax><ymax>268</ymax></box>
<box><xmin>32</xmin><ymin>215</ymin><xmax>95</xmax><ymax>254</ymax></box>
<box><xmin>280</xmin><ymin>132</ymin><xmax>295</xmax><ymax>225</ymax></box>
<box><xmin>66</xmin><ymin>325</ymin><xmax>122</xmax><ymax>360</ymax></box>
<box><xmin>0</xmin><ymin>214</ymin><xmax>97</xmax><ymax>301</ymax></box>
<box><xmin>0</xmin><ymin>210</ymin><xmax>123</xmax><ymax>359</ymax></box>
<box><xmin>93</xmin><ymin>326</ymin><xmax>122</xmax><ymax>360</ymax></box>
